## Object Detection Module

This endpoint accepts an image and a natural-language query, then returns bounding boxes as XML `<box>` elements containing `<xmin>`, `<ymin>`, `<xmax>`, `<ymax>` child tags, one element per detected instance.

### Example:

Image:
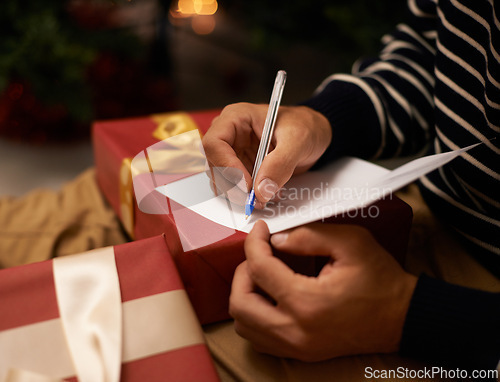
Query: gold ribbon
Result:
<box><xmin>150</xmin><ymin>112</ymin><xmax>200</xmax><ymax>141</ymax></box>
<box><xmin>119</xmin><ymin>112</ymin><xmax>205</xmax><ymax>239</ymax></box>
<box><xmin>120</xmin><ymin>158</ymin><xmax>135</xmax><ymax>238</ymax></box>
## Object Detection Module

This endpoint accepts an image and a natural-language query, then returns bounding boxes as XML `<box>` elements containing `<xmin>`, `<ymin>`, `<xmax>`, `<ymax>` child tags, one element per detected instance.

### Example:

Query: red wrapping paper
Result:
<box><xmin>0</xmin><ymin>235</ymin><xmax>219</xmax><ymax>382</ymax></box>
<box><xmin>93</xmin><ymin>110</ymin><xmax>412</xmax><ymax>324</ymax></box>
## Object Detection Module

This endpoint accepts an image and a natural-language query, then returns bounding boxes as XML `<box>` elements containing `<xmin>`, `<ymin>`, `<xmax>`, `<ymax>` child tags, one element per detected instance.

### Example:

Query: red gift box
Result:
<box><xmin>93</xmin><ymin>111</ymin><xmax>413</xmax><ymax>325</ymax></box>
<box><xmin>0</xmin><ymin>235</ymin><xmax>219</xmax><ymax>382</ymax></box>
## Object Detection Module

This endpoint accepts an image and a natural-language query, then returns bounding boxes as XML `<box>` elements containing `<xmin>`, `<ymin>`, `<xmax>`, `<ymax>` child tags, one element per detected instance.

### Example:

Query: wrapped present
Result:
<box><xmin>0</xmin><ymin>235</ymin><xmax>219</xmax><ymax>382</ymax></box>
<box><xmin>93</xmin><ymin>111</ymin><xmax>218</xmax><ymax>238</ymax></box>
<box><xmin>93</xmin><ymin>111</ymin><xmax>412</xmax><ymax>325</ymax></box>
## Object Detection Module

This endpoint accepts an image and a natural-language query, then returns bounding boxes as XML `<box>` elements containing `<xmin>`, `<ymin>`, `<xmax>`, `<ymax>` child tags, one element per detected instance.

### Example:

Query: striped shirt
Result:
<box><xmin>303</xmin><ymin>0</ymin><xmax>499</xmax><ymax>275</ymax></box>
<box><xmin>302</xmin><ymin>0</ymin><xmax>500</xmax><ymax>370</ymax></box>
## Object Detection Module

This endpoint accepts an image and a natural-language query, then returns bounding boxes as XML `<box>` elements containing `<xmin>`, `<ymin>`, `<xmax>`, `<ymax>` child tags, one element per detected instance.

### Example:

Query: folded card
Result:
<box><xmin>155</xmin><ymin>137</ymin><xmax>479</xmax><ymax>234</ymax></box>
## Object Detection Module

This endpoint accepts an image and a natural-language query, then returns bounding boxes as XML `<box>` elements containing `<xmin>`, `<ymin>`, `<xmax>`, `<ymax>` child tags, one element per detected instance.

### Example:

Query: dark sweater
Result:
<box><xmin>302</xmin><ymin>0</ymin><xmax>500</xmax><ymax>373</ymax></box>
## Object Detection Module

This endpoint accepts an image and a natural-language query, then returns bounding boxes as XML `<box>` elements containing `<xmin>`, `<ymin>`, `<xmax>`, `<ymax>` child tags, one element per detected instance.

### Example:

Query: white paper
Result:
<box><xmin>156</xmin><ymin>144</ymin><xmax>479</xmax><ymax>234</ymax></box>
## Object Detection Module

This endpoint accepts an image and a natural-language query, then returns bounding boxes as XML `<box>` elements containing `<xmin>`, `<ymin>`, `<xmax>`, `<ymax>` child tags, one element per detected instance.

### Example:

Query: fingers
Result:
<box><xmin>254</xmin><ymin>145</ymin><xmax>301</xmax><ymax>203</ymax></box>
<box><xmin>252</xmin><ymin>111</ymin><xmax>312</xmax><ymax>203</ymax></box>
<box><xmin>270</xmin><ymin>223</ymin><xmax>376</xmax><ymax>261</ymax></box>
<box><xmin>229</xmin><ymin>262</ymin><xmax>298</xmax><ymax>358</ymax></box>
<box><xmin>203</xmin><ymin>103</ymin><xmax>262</xmax><ymax>190</ymax></box>
<box><xmin>251</xmin><ymin>106</ymin><xmax>332</xmax><ymax>204</ymax></box>
<box><xmin>203</xmin><ymin>136</ymin><xmax>252</xmax><ymax>192</ymax></box>
<box><xmin>203</xmin><ymin>103</ymin><xmax>333</xmax><ymax>208</ymax></box>
<box><xmin>230</xmin><ymin>262</ymin><xmax>287</xmax><ymax>328</ymax></box>
<box><xmin>244</xmin><ymin>221</ymin><xmax>301</xmax><ymax>303</ymax></box>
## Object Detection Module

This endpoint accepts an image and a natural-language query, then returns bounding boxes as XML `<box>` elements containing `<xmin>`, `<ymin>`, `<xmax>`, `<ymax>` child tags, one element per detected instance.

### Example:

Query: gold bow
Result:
<box><xmin>120</xmin><ymin>113</ymin><xmax>204</xmax><ymax>238</ymax></box>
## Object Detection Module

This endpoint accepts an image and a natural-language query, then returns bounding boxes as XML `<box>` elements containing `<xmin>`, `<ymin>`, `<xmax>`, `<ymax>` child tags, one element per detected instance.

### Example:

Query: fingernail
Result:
<box><xmin>258</xmin><ymin>178</ymin><xmax>279</xmax><ymax>202</ymax></box>
<box><xmin>271</xmin><ymin>232</ymin><xmax>288</xmax><ymax>246</ymax></box>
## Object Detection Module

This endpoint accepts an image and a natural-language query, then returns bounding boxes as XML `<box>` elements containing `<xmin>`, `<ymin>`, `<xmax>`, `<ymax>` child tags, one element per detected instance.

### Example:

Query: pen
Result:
<box><xmin>245</xmin><ymin>70</ymin><xmax>287</xmax><ymax>219</ymax></box>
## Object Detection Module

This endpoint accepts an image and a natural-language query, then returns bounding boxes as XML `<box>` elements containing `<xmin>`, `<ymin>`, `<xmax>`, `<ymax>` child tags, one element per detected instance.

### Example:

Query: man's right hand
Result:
<box><xmin>202</xmin><ymin>103</ymin><xmax>332</xmax><ymax>208</ymax></box>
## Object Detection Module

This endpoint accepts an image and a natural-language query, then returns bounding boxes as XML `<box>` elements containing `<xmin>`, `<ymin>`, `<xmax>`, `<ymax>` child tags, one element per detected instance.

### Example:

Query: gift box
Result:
<box><xmin>0</xmin><ymin>235</ymin><xmax>219</xmax><ymax>382</ymax></box>
<box><xmin>93</xmin><ymin>111</ymin><xmax>413</xmax><ymax>325</ymax></box>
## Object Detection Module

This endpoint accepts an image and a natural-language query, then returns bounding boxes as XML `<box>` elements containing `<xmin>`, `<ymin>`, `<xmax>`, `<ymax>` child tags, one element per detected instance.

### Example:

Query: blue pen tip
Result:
<box><xmin>245</xmin><ymin>203</ymin><xmax>255</xmax><ymax>218</ymax></box>
<box><xmin>245</xmin><ymin>190</ymin><xmax>256</xmax><ymax>218</ymax></box>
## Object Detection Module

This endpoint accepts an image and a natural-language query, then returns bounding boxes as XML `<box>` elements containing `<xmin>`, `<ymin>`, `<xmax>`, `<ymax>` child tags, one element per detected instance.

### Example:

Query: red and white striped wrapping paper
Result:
<box><xmin>0</xmin><ymin>235</ymin><xmax>220</xmax><ymax>382</ymax></box>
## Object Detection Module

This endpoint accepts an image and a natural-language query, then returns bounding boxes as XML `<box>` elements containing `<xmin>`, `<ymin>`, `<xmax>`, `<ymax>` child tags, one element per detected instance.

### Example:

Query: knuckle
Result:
<box><xmin>221</xmin><ymin>103</ymin><xmax>236</xmax><ymax>115</ymax></box>
<box><xmin>201</xmin><ymin>133</ymin><xmax>216</xmax><ymax>152</ymax></box>
<box><xmin>222</xmin><ymin>102</ymin><xmax>248</xmax><ymax>116</ymax></box>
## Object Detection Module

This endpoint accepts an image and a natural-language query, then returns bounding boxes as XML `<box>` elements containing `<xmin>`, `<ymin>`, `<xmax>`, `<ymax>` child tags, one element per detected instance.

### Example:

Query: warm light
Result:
<box><xmin>177</xmin><ymin>0</ymin><xmax>195</xmax><ymax>14</ymax></box>
<box><xmin>191</xmin><ymin>15</ymin><xmax>216</xmax><ymax>35</ymax></box>
<box><xmin>171</xmin><ymin>0</ymin><xmax>218</xmax><ymax>16</ymax></box>
<box><xmin>194</xmin><ymin>0</ymin><xmax>218</xmax><ymax>15</ymax></box>
<box><xmin>169</xmin><ymin>0</ymin><xmax>218</xmax><ymax>34</ymax></box>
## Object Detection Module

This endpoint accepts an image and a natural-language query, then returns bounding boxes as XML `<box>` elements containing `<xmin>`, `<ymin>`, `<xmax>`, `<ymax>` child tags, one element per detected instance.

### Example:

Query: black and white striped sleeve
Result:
<box><xmin>302</xmin><ymin>0</ymin><xmax>438</xmax><ymax>162</ymax></box>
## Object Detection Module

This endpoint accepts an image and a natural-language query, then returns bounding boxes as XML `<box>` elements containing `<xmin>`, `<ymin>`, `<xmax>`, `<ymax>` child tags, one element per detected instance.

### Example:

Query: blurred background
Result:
<box><xmin>0</xmin><ymin>0</ymin><xmax>407</xmax><ymax>196</ymax></box>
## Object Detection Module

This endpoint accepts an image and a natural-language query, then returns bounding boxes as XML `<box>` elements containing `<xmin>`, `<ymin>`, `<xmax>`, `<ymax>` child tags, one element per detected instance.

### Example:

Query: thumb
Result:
<box><xmin>254</xmin><ymin>146</ymin><xmax>300</xmax><ymax>203</ymax></box>
<box><xmin>270</xmin><ymin>224</ymin><xmax>374</xmax><ymax>261</ymax></box>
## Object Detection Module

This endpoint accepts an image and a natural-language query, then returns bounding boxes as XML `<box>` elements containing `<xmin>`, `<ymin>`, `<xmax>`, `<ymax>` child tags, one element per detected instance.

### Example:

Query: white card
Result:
<box><xmin>156</xmin><ymin>143</ymin><xmax>478</xmax><ymax>234</ymax></box>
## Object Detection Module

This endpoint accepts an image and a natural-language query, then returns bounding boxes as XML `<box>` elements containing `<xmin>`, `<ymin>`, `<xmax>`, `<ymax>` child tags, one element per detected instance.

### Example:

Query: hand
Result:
<box><xmin>202</xmin><ymin>103</ymin><xmax>331</xmax><ymax>207</ymax></box>
<box><xmin>229</xmin><ymin>221</ymin><xmax>417</xmax><ymax>362</ymax></box>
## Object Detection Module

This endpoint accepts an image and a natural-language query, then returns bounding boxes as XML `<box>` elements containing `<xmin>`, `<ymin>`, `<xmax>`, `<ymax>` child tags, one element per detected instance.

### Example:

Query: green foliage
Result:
<box><xmin>0</xmin><ymin>0</ymin><xmax>143</xmax><ymax>122</ymax></box>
